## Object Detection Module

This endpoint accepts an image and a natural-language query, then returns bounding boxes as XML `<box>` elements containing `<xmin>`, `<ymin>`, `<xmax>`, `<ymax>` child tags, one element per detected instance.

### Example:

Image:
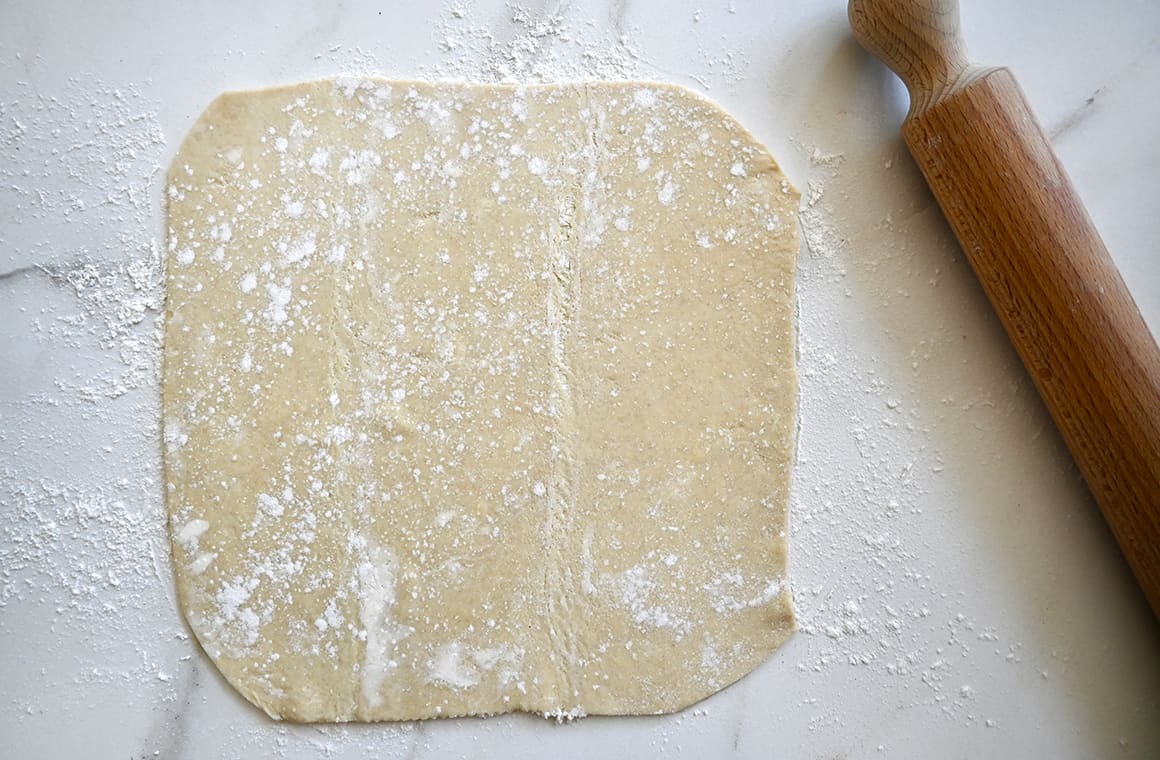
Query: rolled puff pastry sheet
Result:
<box><xmin>164</xmin><ymin>79</ymin><xmax>799</xmax><ymax>722</ymax></box>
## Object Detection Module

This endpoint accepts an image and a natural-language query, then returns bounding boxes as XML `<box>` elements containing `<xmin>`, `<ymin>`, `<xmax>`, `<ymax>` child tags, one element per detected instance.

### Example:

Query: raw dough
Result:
<box><xmin>164</xmin><ymin>79</ymin><xmax>798</xmax><ymax>721</ymax></box>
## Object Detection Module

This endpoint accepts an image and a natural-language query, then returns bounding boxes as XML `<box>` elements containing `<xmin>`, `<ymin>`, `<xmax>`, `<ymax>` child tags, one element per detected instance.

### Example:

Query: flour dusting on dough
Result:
<box><xmin>164</xmin><ymin>79</ymin><xmax>798</xmax><ymax>721</ymax></box>
<box><xmin>355</xmin><ymin>542</ymin><xmax>409</xmax><ymax>708</ymax></box>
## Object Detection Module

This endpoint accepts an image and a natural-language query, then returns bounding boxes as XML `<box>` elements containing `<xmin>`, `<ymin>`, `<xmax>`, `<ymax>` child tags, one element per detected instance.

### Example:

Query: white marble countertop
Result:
<box><xmin>2</xmin><ymin>1</ymin><xmax>1158</xmax><ymax>757</ymax></box>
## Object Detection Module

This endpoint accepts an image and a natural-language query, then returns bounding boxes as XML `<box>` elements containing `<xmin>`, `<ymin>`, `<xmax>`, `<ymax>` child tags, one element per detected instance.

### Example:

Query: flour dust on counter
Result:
<box><xmin>164</xmin><ymin>78</ymin><xmax>799</xmax><ymax>722</ymax></box>
<box><xmin>420</xmin><ymin>2</ymin><xmax>751</xmax><ymax>89</ymax></box>
<box><xmin>0</xmin><ymin>76</ymin><xmax>193</xmax><ymax>740</ymax></box>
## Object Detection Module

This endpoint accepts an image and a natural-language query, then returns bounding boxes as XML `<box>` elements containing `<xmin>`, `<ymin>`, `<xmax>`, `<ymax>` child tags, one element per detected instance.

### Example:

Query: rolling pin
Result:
<box><xmin>847</xmin><ymin>0</ymin><xmax>1160</xmax><ymax>619</ymax></box>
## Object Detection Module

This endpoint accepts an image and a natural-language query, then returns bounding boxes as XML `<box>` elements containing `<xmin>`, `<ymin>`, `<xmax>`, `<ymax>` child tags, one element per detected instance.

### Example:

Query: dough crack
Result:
<box><xmin>540</xmin><ymin>84</ymin><xmax>612</xmax><ymax>710</ymax></box>
<box><xmin>540</xmin><ymin>124</ymin><xmax>583</xmax><ymax>707</ymax></box>
<box><xmin>331</xmin><ymin>169</ymin><xmax>362</xmax><ymax>718</ymax></box>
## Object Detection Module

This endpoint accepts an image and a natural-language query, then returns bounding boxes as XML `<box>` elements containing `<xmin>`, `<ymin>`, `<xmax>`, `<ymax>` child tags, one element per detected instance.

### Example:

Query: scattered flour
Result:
<box><xmin>0</xmin><ymin>2</ymin><xmax>1058</xmax><ymax>755</ymax></box>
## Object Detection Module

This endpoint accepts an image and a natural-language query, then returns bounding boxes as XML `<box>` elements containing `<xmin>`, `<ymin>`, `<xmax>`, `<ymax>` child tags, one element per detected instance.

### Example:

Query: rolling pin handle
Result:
<box><xmin>848</xmin><ymin>0</ymin><xmax>973</xmax><ymax>114</ymax></box>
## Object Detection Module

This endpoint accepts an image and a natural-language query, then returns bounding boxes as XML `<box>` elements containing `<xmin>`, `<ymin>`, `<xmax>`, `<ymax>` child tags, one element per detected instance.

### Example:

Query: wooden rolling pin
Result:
<box><xmin>848</xmin><ymin>0</ymin><xmax>1160</xmax><ymax>618</ymax></box>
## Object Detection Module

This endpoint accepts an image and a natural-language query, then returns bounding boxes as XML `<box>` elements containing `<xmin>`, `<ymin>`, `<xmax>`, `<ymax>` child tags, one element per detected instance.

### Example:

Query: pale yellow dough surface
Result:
<box><xmin>164</xmin><ymin>79</ymin><xmax>798</xmax><ymax>721</ymax></box>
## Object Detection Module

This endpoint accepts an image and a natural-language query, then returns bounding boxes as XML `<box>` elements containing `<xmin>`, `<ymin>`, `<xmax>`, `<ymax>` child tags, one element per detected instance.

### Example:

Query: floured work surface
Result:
<box><xmin>164</xmin><ymin>79</ymin><xmax>798</xmax><ymax>722</ymax></box>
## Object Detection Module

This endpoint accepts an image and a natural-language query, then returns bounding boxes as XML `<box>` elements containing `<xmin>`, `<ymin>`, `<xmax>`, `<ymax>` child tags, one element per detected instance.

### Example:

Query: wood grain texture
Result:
<box><xmin>848</xmin><ymin>0</ymin><xmax>992</xmax><ymax>116</ymax></box>
<box><xmin>906</xmin><ymin>70</ymin><xmax>1160</xmax><ymax>616</ymax></box>
<box><xmin>850</xmin><ymin>0</ymin><xmax>1160</xmax><ymax>618</ymax></box>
